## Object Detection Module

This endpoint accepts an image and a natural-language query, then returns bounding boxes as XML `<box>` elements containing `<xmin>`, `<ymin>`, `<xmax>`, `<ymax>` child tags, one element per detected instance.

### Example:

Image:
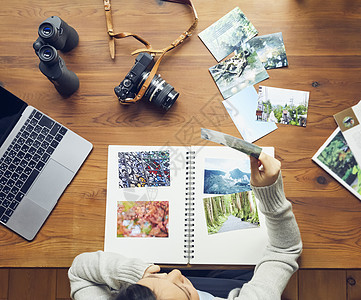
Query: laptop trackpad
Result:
<box><xmin>27</xmin><ymin>159</ymin><xmax>74</xmax><ymax>211</ymax></box>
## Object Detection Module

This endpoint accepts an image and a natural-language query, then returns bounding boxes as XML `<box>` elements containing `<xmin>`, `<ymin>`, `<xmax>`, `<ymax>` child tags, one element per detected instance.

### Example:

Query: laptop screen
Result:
<box><xmin>0</xmin><ymin>86</ymin><xmax>28</xmax><ymax>148</ymax></box>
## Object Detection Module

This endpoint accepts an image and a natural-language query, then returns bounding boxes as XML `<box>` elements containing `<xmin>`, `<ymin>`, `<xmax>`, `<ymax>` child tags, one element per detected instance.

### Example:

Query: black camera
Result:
<box><xmin>114</xmin><ymin>53</ymin><xmax>179</xmax><ymax>111</ymax></box>
<box><xmin>33</xmin><ymin>16</ymin><xmax>79</xmax><ymax>97</ymax></box>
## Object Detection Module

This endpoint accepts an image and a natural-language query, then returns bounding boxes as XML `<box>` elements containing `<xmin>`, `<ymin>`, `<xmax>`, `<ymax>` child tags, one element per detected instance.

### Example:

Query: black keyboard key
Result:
<box><xmin>8</xmin><ymin>164</ymin><xmax>16</xmax><ymax>172</ymax></box>
<box><xmin>12</xmin><ymin>157</ymin><xmax>21</xmax><ymax>165</ymax></box>
<box><xmin>28</xmin><ymin>160</ymin><xmax>37</xmax><ymax>169</ymax></box>
<box><xmin>17</xmin><ymin>151</ymin><xmax>25</xmax><ymax>159</ymax></box>
<box><xmin>36</xmin><ymin>161</ymin><xmax>45</xmax><ymax>172</ymax></box>
<box><xmin>15</xmin><ymin>180</ymin><xmax>23</xmax><ymax>188</ymax></box>
<box><xmin>5</xmin><ymin>208</ymin><xmax>14</xmax><ymax>217</ymax></box>
<box><xmin>24</xmin><ymin>153</ymin><xmax>32</xmax><ymax>161</ymax></box>
<box><xmin>55</xmin><ymin>133</ymin><xmax>64</xmax><ymax>142</ymax></box>
<box><xmin>41</xmin><ymin>141</ymin><xmax>49</xmax><ymax>149</ymax></box>
<box><xmin>41</xmin><ymin>127</ymin><xmax>50</xmax><ymax>135</ymax></box>
<box><xmin>19</xmin><ymin>173</ymin><xmax>28</xmax><ymax>182</ymax></box>
<box><xmin>10</xmin><ymin>186</ymin><xmax>19</xmax><ymax>195</ymax></box>
<box><xmin>34</xmin><ymin>111</ymin><xmax>42</xmax><ymax>120</ymax></box>
<box><xmin>50</xmin><ymin>123</ymin><xmax>61</xmax><ymax>136</ymax></box>
<box><xmin>0</xmin><ymin>177</ymin><xmax>7</xmax><ymax>185</ymax></box>
<box><xmin>46</xmin><ymin>147</ymin><xmax>55</xmax><ymax>155</ymax></box>
<box><xmin>0</xmin><ymin>164</ymin><xmax>7</xmax><ymax>171</ymax></box>
<box><xmin>30</xmin><ymin>132</ymin><xmax>38</xmax><ymax>140</ymax></box>
<box><xmin>10</xmin><ymin>201</ymin><xmax>19</xmax><ymax>210</ymax></box>
<box><xmin>50</xmin><ymin>140</ymin><xmax>59</xmax><ymax>148</ymax></box>
<box><xmin>6</xmin><ymin>179</ymin><xmax>14</xmax><ymax>187</ymax></box>
<box><xmin>39</xmin><ymin>115</ymin><xmax>55</xmax><ymax>129</ymax></box>
<box><xmin>21</xmin><ymin>144</ymin><xmax>29</xmax><ymax>152</ymax></box>
<box><xmin>45</xmin><ymin>135</ymin><xmax>53</xmax><ymax>143</ymax></box>
<box><xmin>0</xmin><ymin>206</ymin><xmax>6</xmax><ymax>217</ymax></box>
<box><xmin>41</xmin><ymin>153</ymin><xmax>50</xmax><ymax>163</ymax></box>
<box><xmin>26</xmin><ymin>124</ymin><xmax>34</xmax><ymax>132</ymax></box>
<box><xmin>20</xmin><ymin>169</ymin><xmax>39</xmax><ymax>194</ymax></box>
<box><xmin>9</xmin><ymin>150</ymin><xmax>17</xmax><ymax>159</ymax></box>
<box><xmin>59</xmin><ymin>127</ymin><xmax>67</xmax><ymax>135</ymax></box>
<box><xmin>6</xmin><ymin>193</ymin><xmax>14</xmax><ymax>201</ymax></box>
<box><xmin>17</xmin><ymin>137</ymin><xmax>25</xmax><ymax>145</ymax></box>
<box><xmin>30</xmin><ymin>118</ymin><xmax>38</xmax><ymax>126</ymax></box>
<box><xmin>0</xmin><ymin>215</ymin><xmax>9</xmax><ymax>223</ymax></box>
<box><xmin>21</xmin><ymin>131</ymin><xmax>30</xmax><ymax>139</ymax></box>
<box><xmin>25</xmin><ymin>138</ymin><xmax>33</xmax><ymax>146</ymax></box>
<box><xmin>32</xmin><ymin>140</ymin><xmax>41</xmax><ymax>148</ymax></box>
<box><xmin>0</xmin><ymin>193</ymin><xmax>5</xmax><ymax>201</ymax></box>
<box><xmin>13</xmin><ymin>143</ymin><xmax>21</xmax><ymax>152</ymax></box>
<box><xmin>11</xmin><ymin>173</ymin><xmax>19</xmax><ymax>181</ymax></box>
<box><xmin>4</xmin><ymin>157</ymin><xmax>12</xmax><ymax>165</ymax></box>
<box><xmin>2</xmin><ymin>186</ymin><xmax>10</xmax><ymax>194</ymax></box>
<box><xmin>24</xmin><ymin>167</ymin><xmax>32</xmax><ymax>176</ymax></box>
<box><xmin>28</xmin><ymin>147</ymin><xmax>37</xmax><ymax>155</ymax></box>
<box><xmin>2</xmin><ymin>199</ymin><xmax>10</xmax><ymax>208</ymax></box>
<box><xmin>19</xmin><ymin>160</ymin><xmax>28</xmax><ymax>168</ymax></box>
<box><xmin>4</xmin><ymin>171</ymin><xmax>11</xmax><ymax>179</ymax></box>
<box><xmin>16</xmin><ymin>166</ymin><xmax>24</xmax><ymax>174</ymax></box>
<box><xmin>15</xmin><ymin>192</ymin><xmax>24</xmax><ymax>202</ymax></box>
<box><xmin>34</xmin><ymin>125</ymin><xmax>42</xmax><ymax>133</ymax></box>
<box><xmin>36</xmin><ymin>148</ymin><xmax>45</xmax><ymax>155</ymax></box>
<box><xmin>33</xmin><ymin>154</ymin><xmax>41</xmax><ymax>162</ymax></box>
<box><xmin>36</xmin><ymin>134</ymin><xmax>45</xmax><ymax>142</ymax></box>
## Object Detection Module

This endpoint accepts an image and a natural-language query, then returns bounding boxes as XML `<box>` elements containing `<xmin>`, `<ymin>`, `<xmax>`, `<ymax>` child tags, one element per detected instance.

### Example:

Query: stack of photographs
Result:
<box><xmin>199</xmin><ymin>6</ymin><xmax>310</xmax><ymax>142</ymax></box>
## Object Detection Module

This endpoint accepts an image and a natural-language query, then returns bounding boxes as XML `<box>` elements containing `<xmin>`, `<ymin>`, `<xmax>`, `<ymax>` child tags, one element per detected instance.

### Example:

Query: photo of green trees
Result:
<box><xmin>317</xmin><ymin>129</ymin><xmax>361</xmax><ymax>195</ymax></box>
<box><xmin>203</xmin><ymin>190</ymin><xmax>259</xmax><ymax>235</ymax></box>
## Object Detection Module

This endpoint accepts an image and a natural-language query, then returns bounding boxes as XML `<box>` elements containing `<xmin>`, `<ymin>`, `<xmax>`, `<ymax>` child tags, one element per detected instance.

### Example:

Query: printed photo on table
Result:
<box><xmin>209</xmin><ymin>47</ymin><xmax>269</xmax><ymax>99</ymax></box>
<box><xmin>256</xmin><ymin>86</ymin><xmax>309</xmax><ymax>127</ymax></box>
<box><xmin>246</xmin><ymin>32</ymin><xmax>288</xmax><ymax>69</ymax></box>
<box><xmin>198</xmin><ymin>7</ymin><xmax>258</xmax><ymax>62</ymax></box>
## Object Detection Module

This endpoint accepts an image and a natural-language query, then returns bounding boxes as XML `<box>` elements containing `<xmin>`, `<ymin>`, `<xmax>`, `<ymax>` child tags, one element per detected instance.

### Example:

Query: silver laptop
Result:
<box><xmin>0</xmin><ymin>86</ymin><xmax>92</xmax><ymax>240</ymax></box>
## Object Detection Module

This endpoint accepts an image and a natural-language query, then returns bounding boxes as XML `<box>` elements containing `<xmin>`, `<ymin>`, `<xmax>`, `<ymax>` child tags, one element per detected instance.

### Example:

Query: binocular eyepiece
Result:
<box><xmin>33</xmin><ymin>16</ymin><xmax>79</xmax><ymax>97</ymax></box>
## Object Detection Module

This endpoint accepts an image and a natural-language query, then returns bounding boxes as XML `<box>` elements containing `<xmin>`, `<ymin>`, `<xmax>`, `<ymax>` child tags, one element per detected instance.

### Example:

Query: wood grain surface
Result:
<box><xmin>0</xmin><ymin>0</ymin><xmax>361</xmax><ymax>268</ymax></box>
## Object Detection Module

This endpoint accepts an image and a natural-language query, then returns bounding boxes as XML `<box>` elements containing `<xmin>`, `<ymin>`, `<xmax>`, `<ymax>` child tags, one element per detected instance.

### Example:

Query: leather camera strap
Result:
<box><xmin>103</xmin><ymin>0</ymin><xmax>198</xmax><ymax>104</ymax></box>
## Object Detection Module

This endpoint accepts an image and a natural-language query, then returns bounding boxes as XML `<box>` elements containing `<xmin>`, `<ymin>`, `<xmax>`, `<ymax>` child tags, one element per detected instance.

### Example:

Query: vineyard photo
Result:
<box><xmin>203</xmin><ymin>191</ymin><xmax>259</xmax><ymax>235</ymax></box>
<box><xmin>117</xmin><ymin>201</ymin><xmax>169</xmax><ymax>238</ymax></box>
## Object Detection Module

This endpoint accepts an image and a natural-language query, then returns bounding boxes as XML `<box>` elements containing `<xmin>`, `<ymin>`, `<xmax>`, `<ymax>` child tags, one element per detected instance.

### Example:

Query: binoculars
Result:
<box><xmin>33</xmin><ymin>16</ymin><xmax>79</xmax><ymax>96</ymax></box>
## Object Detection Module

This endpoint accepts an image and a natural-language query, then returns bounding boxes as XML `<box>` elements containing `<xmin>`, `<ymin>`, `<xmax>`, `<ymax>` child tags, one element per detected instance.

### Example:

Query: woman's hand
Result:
<box><xmin>142</xmin><ymin>265</ymin><xmax>161</xmax><ymax>278</ymax></box>
<box><xmin>250</xmin><ymin>152</ymin><xmax>281</xmax><ymax>187</ymax></box>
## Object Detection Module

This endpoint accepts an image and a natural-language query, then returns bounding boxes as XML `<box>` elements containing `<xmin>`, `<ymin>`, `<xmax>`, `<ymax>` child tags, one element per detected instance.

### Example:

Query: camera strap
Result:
<box><xmin>103</xmin><ymin>0</ymin><xmax>198</xmax><ymax>104</ymax></box>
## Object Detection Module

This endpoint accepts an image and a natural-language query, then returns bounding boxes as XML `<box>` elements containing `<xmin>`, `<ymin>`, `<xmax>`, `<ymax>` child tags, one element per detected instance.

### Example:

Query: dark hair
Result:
<box><xmin>115</xmin><ymin>283</ymin><xmax>157</xmax><ymax>300</ymax></box>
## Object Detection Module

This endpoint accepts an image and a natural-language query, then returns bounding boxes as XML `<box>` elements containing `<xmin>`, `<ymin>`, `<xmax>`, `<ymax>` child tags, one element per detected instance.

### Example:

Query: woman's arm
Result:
<box><xmin>68</xmin><ymin>251</ymin><xmax>152</xmax><ymax>299</ymax></box>
<box><xmin>230</xmin><ymin>153</ymin><xmax>302</xmax><ymax>299</ymax></box>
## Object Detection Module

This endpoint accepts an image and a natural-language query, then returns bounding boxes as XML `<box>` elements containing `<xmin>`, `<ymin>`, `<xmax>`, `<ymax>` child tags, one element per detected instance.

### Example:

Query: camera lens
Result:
<box><xmin>143</xmin><ymin>74</ymin><xmax>179</xmax><ymax>111</ymax></box>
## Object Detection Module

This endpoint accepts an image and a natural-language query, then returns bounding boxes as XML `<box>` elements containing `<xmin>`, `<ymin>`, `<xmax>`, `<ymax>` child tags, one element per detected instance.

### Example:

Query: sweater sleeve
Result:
<box><xmin>229</xmin><ymin>172</ymin><xmax>303</xmax><ymax>300</ymax></box>
<box><xmin>68</xmin><ymin>251</ymin><xmax>152</xmax><ymax>300</ymax></box>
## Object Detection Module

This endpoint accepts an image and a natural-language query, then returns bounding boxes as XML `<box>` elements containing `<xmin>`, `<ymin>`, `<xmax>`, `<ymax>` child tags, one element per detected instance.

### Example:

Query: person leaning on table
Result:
<box><xmin>68</xmin><ymin>152</ymin><xmax>302</xmax><ymax>300</ymax></box>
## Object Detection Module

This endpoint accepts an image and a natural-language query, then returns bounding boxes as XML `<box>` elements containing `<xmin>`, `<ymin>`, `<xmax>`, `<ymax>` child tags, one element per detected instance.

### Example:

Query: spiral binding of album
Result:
<box><xmin>184</xmin><ymin>150</ymin><xmax>196</xmax><ymax>262</ymax></box>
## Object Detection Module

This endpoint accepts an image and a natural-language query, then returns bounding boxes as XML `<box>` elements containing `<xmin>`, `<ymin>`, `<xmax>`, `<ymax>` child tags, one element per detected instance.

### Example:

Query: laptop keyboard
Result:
<box><xmin>0</xmin><ymin>109</ymin><xmax>67</xmax><ymax>224</ymax></box>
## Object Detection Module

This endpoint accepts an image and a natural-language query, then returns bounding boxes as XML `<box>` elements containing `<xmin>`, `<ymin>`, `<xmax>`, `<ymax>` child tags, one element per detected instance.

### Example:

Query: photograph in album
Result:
<box><xmin>118</xmin><ymin>150</ymin><xmax>170</xmax><ymax>188</ymax></box>
<box><xmin>203</xmin><ymin>157</ymin><xmax>251</xmax><ymax>194</ymax></box>
<box><xmin>203</xmin><ymin>190</ymin><xmax>259</xmax><ymax>235</ymax></box>
<box><xmin>117</xmin><ymin>201</ymin><xmax>169</xmax><ymax>238</ymax></box>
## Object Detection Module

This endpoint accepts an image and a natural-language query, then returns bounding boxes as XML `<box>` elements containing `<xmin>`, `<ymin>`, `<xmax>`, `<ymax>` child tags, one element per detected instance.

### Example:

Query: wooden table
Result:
<box><xmin>0</xmin><ymin>0</ymin><xmax>361</xmax><ymax>268</ymax></box>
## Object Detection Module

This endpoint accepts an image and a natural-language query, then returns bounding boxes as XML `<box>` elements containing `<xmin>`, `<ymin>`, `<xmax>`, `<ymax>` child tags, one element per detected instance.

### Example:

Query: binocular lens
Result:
<box><xmin>39</xmin><ymin>23</ymin><xmax>54</xmax><ymax>39</ymax></box>
<box><xmin>42</xmin><ymin>27</ymin><xmax>52</xmax><ymax>36</ymax></box>
<box><xmin>43</xmin><ymin>49</ymin><xmax>52</xmax><ymax>58</ymax></box>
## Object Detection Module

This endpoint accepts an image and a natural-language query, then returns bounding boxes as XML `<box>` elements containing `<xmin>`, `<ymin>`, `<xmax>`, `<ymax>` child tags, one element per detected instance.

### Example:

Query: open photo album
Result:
<box><xmin>105</xmin><ymin>145</ymin><xmax>274</xmax><ymax>265</ymax></box>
